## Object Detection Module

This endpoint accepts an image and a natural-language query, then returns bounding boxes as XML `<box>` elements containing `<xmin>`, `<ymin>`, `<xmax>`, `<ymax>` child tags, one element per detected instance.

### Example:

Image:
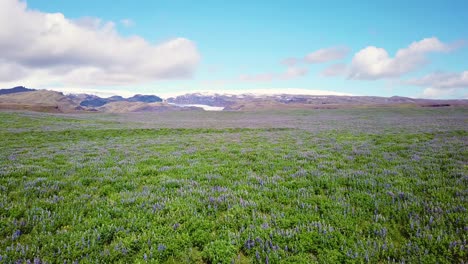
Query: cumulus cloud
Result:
<box><xmin>405</xmin><ymin>71</ymin><xmax>468</xmax><ymax>98</ymax></box>
<box><xmin>348</xmin><ymin>38</ymin><xmax>452</xmax><ymax>80</ymax></box>
<box><xmin>239</xmin><ymin>67</ymin><xmax>308</xmax><ymax>82</ymax></box>
<box><xmin>0</xmin><ymin>0</ymin><xmax>200</xmax><ymax>87</ymax></box>
<box><xmin>304</xmin><ymin>46</ymin><xmax>349</xmax><ymax>63</ymax></box>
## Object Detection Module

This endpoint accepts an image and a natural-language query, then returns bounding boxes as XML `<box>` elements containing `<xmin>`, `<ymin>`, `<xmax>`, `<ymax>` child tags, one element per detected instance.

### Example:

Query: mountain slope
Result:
<box><xmin>127</xmin><ymin>94</ymin><xmax>162</xmax><ymax>103</ymax></box>
<box><xmin>0</xmin><ymin>90</ymin><xmax>81</xmax><ymax>112</ymax></box>
<box><xmin>98</xmin><ymin>101</ymin><xmax>201</xmax><ymax>113</ymax></box>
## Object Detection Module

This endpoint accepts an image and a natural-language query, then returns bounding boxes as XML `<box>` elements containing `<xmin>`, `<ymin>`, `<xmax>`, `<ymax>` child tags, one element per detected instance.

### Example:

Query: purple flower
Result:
<box><xmin>12</xmin><ymin>230</ymin><xmax>21</xmax><ymax>240</ymax></box>
<box><xmin>429</xmin><ymin>216</ymin><xmax>434</xmax><ymax>225</ymax></box>
<box><xmin>244</xmin><ymin>239</ymin><xmax>255</xmax><ymax>250</ymax></box>
<box><xmin>157</xmin><ymin>244</ymin><xmax>166</xmax><ymax>252</ymax></box>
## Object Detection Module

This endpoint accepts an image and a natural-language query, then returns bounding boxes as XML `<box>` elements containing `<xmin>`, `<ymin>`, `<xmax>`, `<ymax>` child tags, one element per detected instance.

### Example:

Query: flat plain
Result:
<box><xmin>0</xmin><ymin>108</ymin><xmax>467</xmax><ymax>263</ymax></box>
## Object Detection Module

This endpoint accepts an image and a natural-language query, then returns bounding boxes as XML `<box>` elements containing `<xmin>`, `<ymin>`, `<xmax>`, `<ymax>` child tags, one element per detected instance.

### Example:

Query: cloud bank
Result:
<box><xmin>0</xmin><ymin>0</ymin><xmax>200</xmax><ymax>87</ymax></box>
<box><xmin>406</xmin><ymin>71</ymin><xmax>468</xmax><ymax>98</ymax></box>
<box><xmin>407</xmin><ymin>71</ymin><xmax>468</xmax><ymax>89</ymax></box>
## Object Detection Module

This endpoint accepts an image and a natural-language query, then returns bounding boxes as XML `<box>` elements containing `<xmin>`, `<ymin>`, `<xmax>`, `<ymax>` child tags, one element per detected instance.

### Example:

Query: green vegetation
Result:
<box><xmin>0</xmin><ymin>108</ymin><xmax>467</xmax><ymax>263</ymax></box>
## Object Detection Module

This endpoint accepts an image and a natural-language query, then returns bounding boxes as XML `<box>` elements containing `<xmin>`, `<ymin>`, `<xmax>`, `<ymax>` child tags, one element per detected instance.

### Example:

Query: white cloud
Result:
<box><xmin>405</xmin><ymin>71</ymin><xmax>468</xmax><ymax>98</ymax></box>
<box><xmin>239</xmin><ymin>67</ymin><xmax>308</xmax><ymax>82</ymax></box>
<box><xmin>321</xmin><ymin>63</ymin><xmax>347</xmax><ymax>77</ymax></box>
<box><xmin>0</xmin><ymin>0</ymin><xmax>200</xmax><ymax>87</ymax></box>
<box><xmin>406</xmin><ymin>71</ymin><xmax>468</xmax><ymax>89</ymax></box>
<box><xmin>304</xmin><ymin>46</ymin><xmax>349</xmax><ymax>63</ymax></box>
<box><xmin>281</xmin><ymin>67</ymin><xmax>308</xmax><ymax>79</ymax></box>
<box><xmin>0</xmin><ymin>61</ymin><xmax>28</xmax><ymax>81</ymax></box>
<box><xmin>348</xmin><ymin>37</ymin><xmax>451</xmax><ymax>80</ymax></box>
<box><xmin>420</xmin><ymin>87</ymin><xmax>467</xmax><ymax>99</ymax></box>
<box><xmin>281</xmin><ymin>57</ymin><xmax>299</xmax><ymax>66</ymax></box>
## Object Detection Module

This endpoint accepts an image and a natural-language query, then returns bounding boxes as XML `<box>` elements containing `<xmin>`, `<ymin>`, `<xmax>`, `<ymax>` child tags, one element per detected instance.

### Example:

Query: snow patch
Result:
<box><xmin>168</xmin><ymin>103</ymin><xmax>224</xmax><ymax>111</ymax></box>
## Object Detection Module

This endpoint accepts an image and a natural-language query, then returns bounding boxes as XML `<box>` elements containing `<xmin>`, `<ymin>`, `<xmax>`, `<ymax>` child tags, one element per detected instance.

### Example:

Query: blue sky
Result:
<box><xmin>1</xmin><ymin>0</ymin><xmax>467</xmax><ymax>98</ymax></box>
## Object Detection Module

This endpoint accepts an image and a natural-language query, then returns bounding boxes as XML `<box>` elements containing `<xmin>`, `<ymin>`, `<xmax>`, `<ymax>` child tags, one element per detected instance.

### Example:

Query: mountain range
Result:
<box><xmin>0</xmin><ymin>87</ymin><xmax>186</xmax><ymax>113</ymax></box>
<box><xmin>166</xmin><ymin>93</ymin><xmax>466</xmax><ymax>111</ymax></box>
<box><xmin>0</xmin><ymin>86</ymin><xmax>466</xmax><ymax>113</ymax></box>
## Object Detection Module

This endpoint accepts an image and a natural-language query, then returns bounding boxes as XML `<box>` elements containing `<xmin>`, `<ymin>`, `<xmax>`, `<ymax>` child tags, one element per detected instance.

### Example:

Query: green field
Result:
<box><xmin>0</xmin><ymin>108</ymin><xmax>467</xmax><ymax>263</ymax></box>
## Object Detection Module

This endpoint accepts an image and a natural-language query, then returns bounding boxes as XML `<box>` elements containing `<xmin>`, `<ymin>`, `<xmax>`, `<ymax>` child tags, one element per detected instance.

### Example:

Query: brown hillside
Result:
<box><xmin>0</xmin><ymin>90</ymin><xmax>80</xmax><ymax>113</ymax></box>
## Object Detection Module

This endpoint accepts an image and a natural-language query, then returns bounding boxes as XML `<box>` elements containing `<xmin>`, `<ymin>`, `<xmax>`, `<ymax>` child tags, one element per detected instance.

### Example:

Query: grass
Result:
<box><xmin>0</xmin><ymin>108</ymin><xmax>467</xmax><ymax>263</ymax></box>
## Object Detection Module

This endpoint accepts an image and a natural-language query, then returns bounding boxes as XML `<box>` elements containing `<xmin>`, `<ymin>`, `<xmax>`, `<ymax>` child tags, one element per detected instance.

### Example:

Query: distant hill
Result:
<box><xmin>80</xmin><ymin>97</ymin><xmax>110</xmax><ymax>107</ymax></box>
<box><xmin>108</xmin><ymin>95</ymin><xmax>124</xmax><ymax>101</ymax></box>
<box><xmin>78</xmin><ymin>94</ymin><xmax>163</xmax><ymax>107</ymax></box>
<box><xmin>0</xmin><ymin>90</ymin><xmax>81</xmax><ymax>113</ymax></box>
<box><xmin>127</xmin><ymin>94</ymin><xmax>162</xmax><ymax>103</ymax></box>
<box><xmin>98</xmin><ymin>101</ymin><xmax>201</xmax><ymax>113</ymax></box>
<box><xmin>0</xmin><ymin>86</ymin><xmax>36</xmax><ymax>95</ymax></box>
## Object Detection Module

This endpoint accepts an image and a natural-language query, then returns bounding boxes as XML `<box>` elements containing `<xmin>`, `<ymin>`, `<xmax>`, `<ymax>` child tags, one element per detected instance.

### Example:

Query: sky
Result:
<box><xmin>0</xmin><ymin>0</ymin><xmax>467</xmax><ymax>99</ymax></box>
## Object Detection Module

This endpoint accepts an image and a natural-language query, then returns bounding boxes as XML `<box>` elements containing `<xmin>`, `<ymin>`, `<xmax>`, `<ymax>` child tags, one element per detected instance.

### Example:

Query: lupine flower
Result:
<box><xmin>12</xmin><ymin>230</ymin><xmax>21</xmax><ymax>240</ymax></box>
<box><xmin>157</xmin><ymin>244</ymin><xmax>166</xmax><ymax>252</ymax></box>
